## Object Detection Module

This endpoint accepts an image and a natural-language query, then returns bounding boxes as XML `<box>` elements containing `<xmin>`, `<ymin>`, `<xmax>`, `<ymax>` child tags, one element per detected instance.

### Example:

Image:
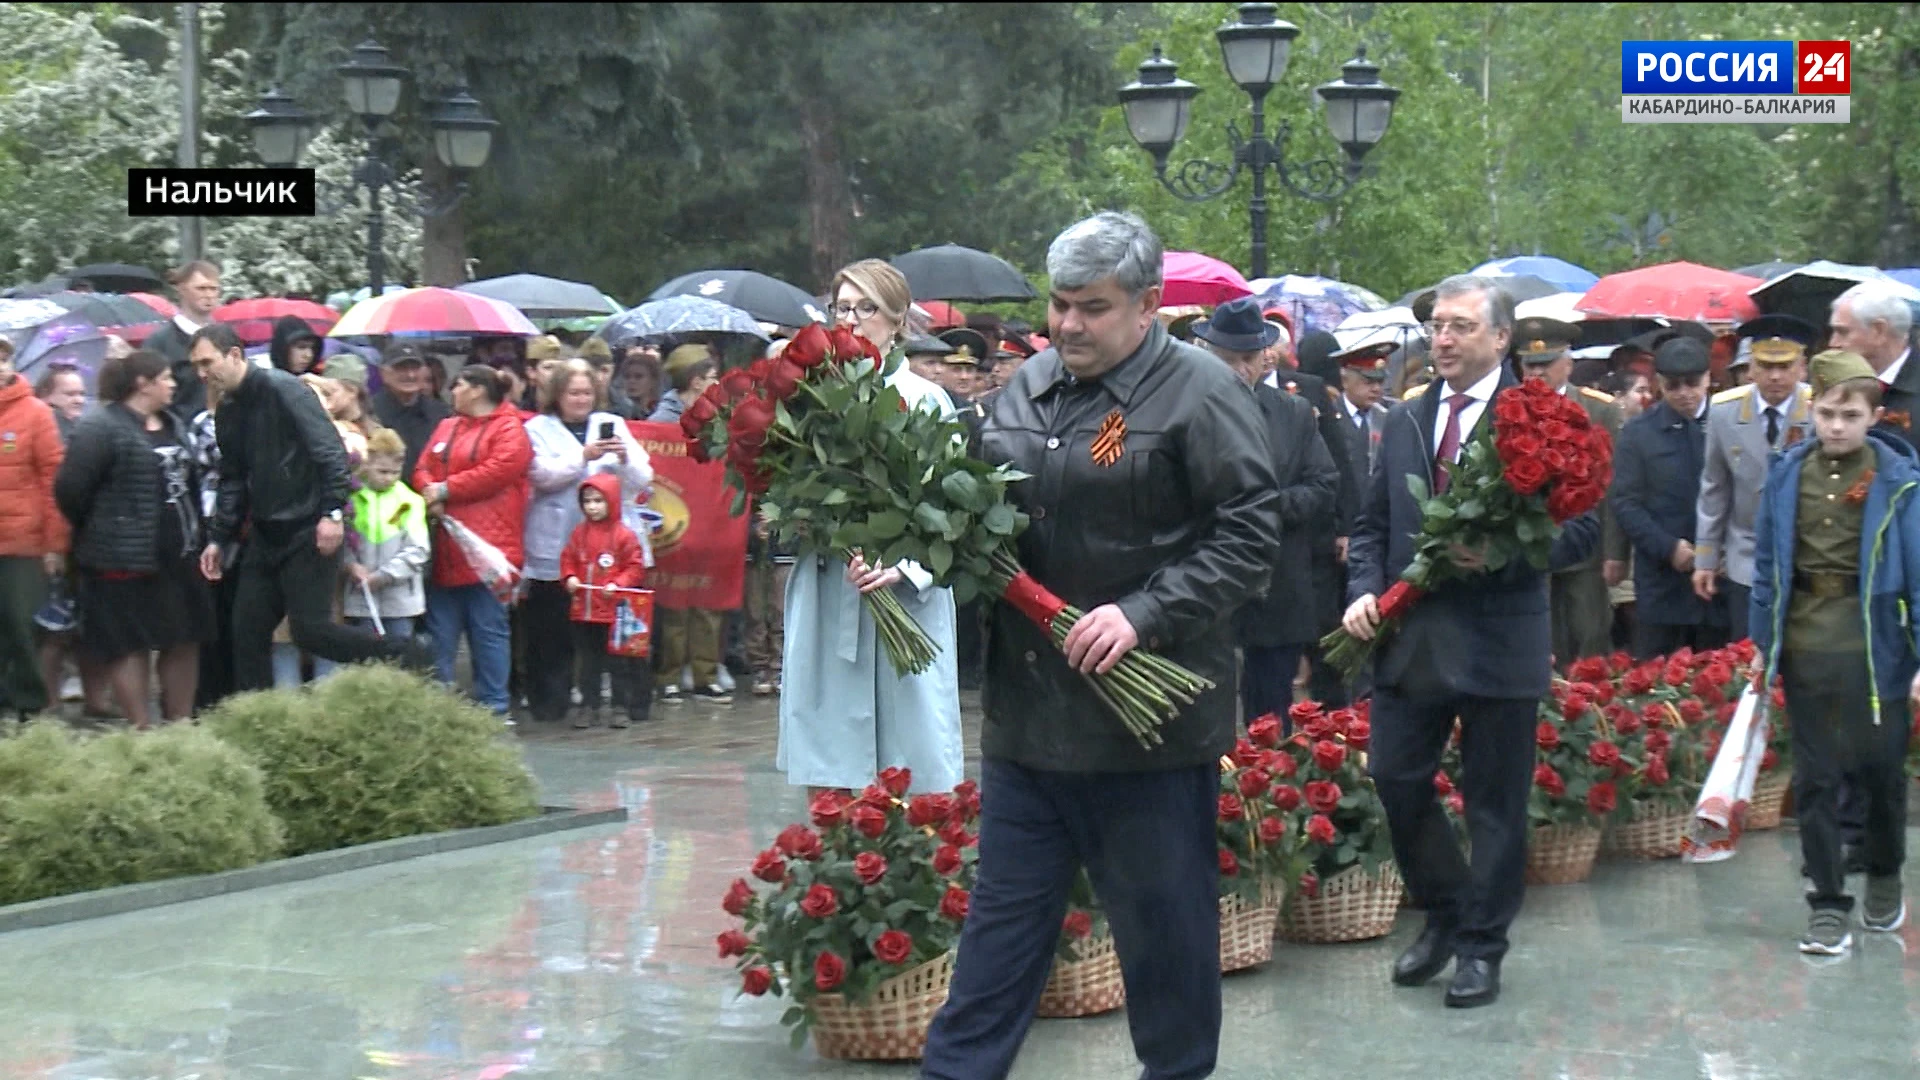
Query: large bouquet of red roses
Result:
<box><xmin>1591</xmin><ymin>648</ymin><xmax>1720</xmax><ymax>814</ymax></box>
<box><xmin>1531</xmin><ymin>677</ymin><xmax>1635</xmax><ymax>828</ymax></box>
<box><xmin>683</xmin><ymin>324</ymin><xmax>1214</xmax><ymax>747</ymax></box>
<box><xmin>718</xmin><ymin>768</ymin><xmax>980</xmax><ymax>1048</ymax></box>
<box><xmin>1267</xmin><ymin>701</ymin><xmax>1392</xmax><ymax>897</ymax></box>
<box><xmin>1219</xmin><ymin>718</ymin><xmax>1311</xmax><ymax>904</ymax></box>
<box><xmin>1320</xmin><ymin>377</ymin><xmax>1612</xmax><ymax>677</ymax></box>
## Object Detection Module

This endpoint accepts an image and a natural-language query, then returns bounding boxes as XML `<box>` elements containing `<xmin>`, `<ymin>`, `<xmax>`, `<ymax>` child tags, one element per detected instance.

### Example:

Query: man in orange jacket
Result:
<box><xmin>0</xmin><ymin>339</ymin><xmax>67</xmax><ymax>718</ymax></box>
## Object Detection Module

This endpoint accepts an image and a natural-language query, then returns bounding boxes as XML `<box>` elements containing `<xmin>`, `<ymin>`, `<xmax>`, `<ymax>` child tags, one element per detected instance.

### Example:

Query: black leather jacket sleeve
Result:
<box><xmin>276</xmin><ymin>373</ymin><xmax>353</xmax><ymax>518</ymax></box>
<box><xmin>1113</xmin><ymin>377</ymin><xmax>1282</xmax><ymax>647</ymax></box>
<box><xmin>210</xmin><ymin>402</ymin><xmax>248</xmax><ymax>547</ymax></box>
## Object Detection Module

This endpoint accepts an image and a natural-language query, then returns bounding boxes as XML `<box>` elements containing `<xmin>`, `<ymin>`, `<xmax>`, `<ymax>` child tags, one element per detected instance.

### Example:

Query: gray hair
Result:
<box><xmin>1834</xmin><ymin>281</ymin><xmax>1915</xmax><ymax>338</ymax></box>
<box><xmin>1432</xmin><ymin>274</ymin><xmax>1516</xmax><ymax>334</ymax></box>
<box><xmin>1047</xmin><ymin>211</ymin><xmax>1164</xmax><ymax>296</ymax></box>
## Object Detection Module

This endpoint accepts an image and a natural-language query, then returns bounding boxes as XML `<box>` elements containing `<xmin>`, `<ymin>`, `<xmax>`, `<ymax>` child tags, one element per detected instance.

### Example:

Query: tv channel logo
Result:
<box><xmin>1620</xmin><ymin>40</ymin><xmax>1850</xmax><ymax>124</ymax></box>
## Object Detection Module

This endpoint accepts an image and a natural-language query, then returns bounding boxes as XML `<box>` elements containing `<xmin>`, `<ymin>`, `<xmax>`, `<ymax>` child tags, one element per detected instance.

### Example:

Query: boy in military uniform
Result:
<box><xmin>1750</xmin><ymin>350</ymin><xmax>1920</xmax><ymax>956</ymax></box>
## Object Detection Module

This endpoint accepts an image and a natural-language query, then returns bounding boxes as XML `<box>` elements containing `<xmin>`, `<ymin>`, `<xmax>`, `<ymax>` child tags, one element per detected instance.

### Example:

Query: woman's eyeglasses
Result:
<box><xmin>832</xmin><ymin>301</ymin><xmax>881</xmax><ymax>320</ymax></box>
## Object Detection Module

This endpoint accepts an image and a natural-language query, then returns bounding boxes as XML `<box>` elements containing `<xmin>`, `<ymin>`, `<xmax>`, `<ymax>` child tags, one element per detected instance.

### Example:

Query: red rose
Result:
<box><xmin>1770</xmin><ymin>687</ymin><xmax>1786</xmax><ymax>710</ymax></box>
<box><xmin>1644</xmin><ymin>754</ymin><xmax>1670</xmax><ymax>786</ymax></box>
<box><xmin>1344</xmin><ymin>718</ymin><xmax>1371</xmax><ymax>750</ymax></box>
<box><xmin>1300</xmin><ymin>870</ymin><xmax>1320</xmax><ymax>897</ymax></box>
<box><xmin>1433</xmin><ymin>771</ymin><xmax>1454</xmax><ymax>796</ymax></box>
<box><xmin>1218</xmin><ymin>793</ymin><xmax>1245</xmax><ymax>821</ymax></box>
<box><xmin>728</xmin><ymin>395</ymin><xmax>776</xmax><ymax>444</ymax></box>
<box><xmin>1590</xmin><ymin>682</ymin><xmax>1614</xmax><ymax>706</ymax></box>
<box><xmin>850</xmin><ymin>805</ymin><xmax>888</xmax><ymax>839</ymax></box>
<box><xmin>1502</xmin><ymin>432</ymin><xmax>1544</xmax><ymax>462</ymax></box>
<box><xmin>872</xmin><ymin>929</ymin><xmax>914</xmax><ymax>965</ymax></box>
<box><xmin>763</xmin><ymin>358</ymin><xmax>805</xmax><ymax>402</ymax></box>
<box><xmin>1588</xmin><ymin>740</ymin><xmax>1621</xmax><ymax>769</ymax></box>
<box><xmin>722</xmin><ymin>877</ymin><xmax>755</xmax><ymax>916</ymax></box>
<box><xmin>799</xmin><ymin>883</ymin><xmax>839</xmax><ymax>919</ymax></box>
<box><xmin>814</xmin><ymin>950</ymin><xmax>846</xmax><ymax>992</ymax></box>
<box><xmin>1312</xmin><ymin>740</ymin><xmax>1348</xmax><ymax>772</ymax></box>
<box><xmin>1258</xmin><ymin>816</ymin><xmax>1288</xmax><ymax>845</ymax></box>
<box><xmin>809</xmin><ymin>791</ymin><xmax>852</xmax><ymax>828</ymax></box>
<box><xmin>1270</xmin><ymin>783</ymin><xmax>1302</xmax><ymax>811</ymax></box>
<box><xmin>1621</xmin><ymin>669</ymin><xmax>1653</xmax><ymax>697</ymax></box>
<box><xmin>1494</xmin><ymin>396</ymin><xmax>1531</xmax><ymax>426</ymax></box>
<box><xmin>1218</xmin><ymin>848</ymin><xmax>1240</xmax><ymax>876</ymax></box>
<box><xmin>1562</xmin><ymin>693</ymin><xmax>1590</xmax><ymax>717</ymax></box>
<box><xmin>940</xmin><ymin>886</ymin><xmax>970</xmax><ymax>921</ymax></box>
<box><xmin>776</xmin><ymin>824</ymin><xmax>823</xmax><ymax>861</ymax></box>
<box><xmin>1641</xmin><ymin>702</ymin><xmax>1668</xmax><ymax>728</ymax></box>
<box><xmin>1705</xmin><ymin>661</ymin><xmax>1734</xmax><ymax>687</ymax></box>
<box><xmin>741</xmin><ymin>966</ymin><xmax>774</xmax><ymax>996</ymax></box>
<box><xmin>1568</xmin><ymin>657</ymin><xmax>1608</xmax><ymax>683</ymax></box>
<box><xmin>1305</xmin><ymin>813</ymin><xmax>1338</xmax><ymax>846</ymax></box>
<box><xmin>907</xmin><ymin>794</ymin><xmax>954</xmax><ymax>827</ymax></box>
<box><xmin>827</xmin><ymin>326</ymin><xmax>874</xmax><ymax>363</ymax></box>
<box><xmin>856</xmin><ymin>784</ymin><xmax>892</xmax><ymax>810</ymax></box>
<box><xmin>1609</xmin><ymin>651</ymin><xmax>1632</xmax><ymax>674</ymax></box>
<box><xmin>1612</xmin><ymin>709</ymin><xmax>1642</xmax><ymax>736</ymax></box>
<box><xmin>1762</xmin><ymin>748</ymin><xmax>1780</xmax><ymax>772</ymax></box>
<box><xmin>720</xmin><ymin>367</ymin><xmax>755</xmax><ymax>402</ymax></box>
<box><xmin>1229</xmin><ymin>738</ymin><xmax>1261</xmax><ymax>768</ymax></box>
<box><xmin>1445</xmin><ymin>791</ymin><xmax>1466</xmax><ymax>816</ymax></box>
<box><xmin>1536</xmin><ymin>722</ymin><xmax>1561</xmax><ymax>752</ymax></box>
<box><xmin>1704</xmin><ymin>729</ymin><xmax>1724</xmax><ymax>758</ymax></box>
<box><xmin>952</xmin><ymin>779</ymin><xmax>980</xmax><ymax>819</ymax></box>
<box><xmin>785</xmin><ymin>323</ymin><xmax>830</xmax><ymax>368</ymax></box>
<box><xmin>939</xmin><ymin>820</ymin><xmax>975</xmax><ymax>848</ymax></box>
<box><xmin>1268</xmin><ymin>750</ymin><xmax>1299</xmax><ymax>778</ymax></box>
<box><xmin>751</xmin><ymin>848</ymin><xmax>786</xmax><ymax>883</ymax></box>
<box><xmin>1302</xmin><ymin>712</ymin><xmax>1339</xmax><ymax>740</ymax></box>
<box><xmin>1504</xmin><ymin>456</ymin><xmax>1550</xmax><ymax>495</ymax></box>
<box><xmin>1533</xmin><ymin>763</ymin><xmax>1565</xmax><ymax>797</ymax></box>
<box><xmin>933</xmin><ymin>843</ymin><xmax>962</xmax><ymax>875</ymax></box>
<box><xmin>1288</xmin><ymin>701</ymin><xmax>1324</xmax><ymax>728</ymax></box>
<box><xmin>1716</xmin><ymin>703</ymin><xmax>1737</xmax><ymax>724</ymax></box>
<box><xmin>1247</xmin><ymin>715</ymin><xmax>1282</xmax><ymax>749</ymax></box>
<box><xmin>1644</xmin><ymin>729</ymin><xmax>1672</xmax><ymax>755</ymax></box>
<box><xmin>1677</xmin><ymin>699</ymin><xmax>1705</xmax><ymax>724</ymax></box>
<box><xmin>853</xmin><ymin>852</ymin><xmax>888</xmax><ymax>885</ymax></box>
<box><xmin>1585</xmin><ymin>780</ymin><xmax>1618</xmax><ymax>816</ymax></box>
<box><xmin>1237</xmin><ymin>769</ymin><xmax>1271</xmax><ymax>799</ymax></box>
<box><xmin>879</xmin><ymin>766</ymin><xmax>913</xmax><ymax>797</ymax></box>
<box><xmin>1062</xmin><ymin>911</ymin><xmax>1093</xmax><ymax>939</ymax></box>
<box><xmin>683</xmin><ymin>393</ymin><xmax>719</xmax><ymax>431</ymax></box>
<box><xmin>716</xmin><ymin>929</ymin><xmax>750</xmax><ymax>958</ymax></box>
<box><xmin>1305</xmin><ymin>780</ymin><xmax>1343</xmax><ymax>814</ymax></box>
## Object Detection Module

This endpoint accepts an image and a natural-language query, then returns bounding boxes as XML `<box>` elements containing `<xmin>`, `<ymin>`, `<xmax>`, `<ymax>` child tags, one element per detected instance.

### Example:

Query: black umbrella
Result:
<box><xmin>649</xmin><ymin>269</ymin><xmax>824</xmax><ymax>328</ymax></box>
<box><xmin>5</xmin><ymin>275</ymin><xmax>70</xmax><ymax>299</ymax></box>
<box><xmin>1733</xmin><ymin>260</ymin><xmax>1803</xmax><ymax>281</ymax></box>
<box><xmin>65</xmin><ymin>263</ymin><xmax>164</xmax><ymax>292</ymax></box>
<box><xmin>44</xmin><ymin>291</ymin><xmax>165</xmax><ymax>329</ymax></box>
<box><xmin>890</xmin><ymin>244</ymin><xmax>1036</xmax><ymax>303</ymax></box>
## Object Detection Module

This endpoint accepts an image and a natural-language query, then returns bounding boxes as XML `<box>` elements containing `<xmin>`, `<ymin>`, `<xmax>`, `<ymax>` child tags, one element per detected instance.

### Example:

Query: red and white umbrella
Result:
<box><xmin>1576</xmin><ymin>262</ymin><xmax>1761</xmax><ymax>325</ymax></box>
<box><xmin>1161</xmin><ymin>252</ymin><xmax>1252</xmax><ymax>307</ymax></box>
<box><xmin>213</xmin><ymin>297</ymin><xmax>340</xmax><ymax>344</ymax></box>
<box><xmin>328</xmin><ymin>286</ymin><xmax>538</xmax><ymax>338</ymax></box>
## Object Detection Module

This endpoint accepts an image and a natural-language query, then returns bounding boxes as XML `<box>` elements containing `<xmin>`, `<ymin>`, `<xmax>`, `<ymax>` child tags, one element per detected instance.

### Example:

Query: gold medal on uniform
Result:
<box><xmin>1090</xmin><ymin>409</ymin><xmax>1127</xmax><ymax>468</ymax></box>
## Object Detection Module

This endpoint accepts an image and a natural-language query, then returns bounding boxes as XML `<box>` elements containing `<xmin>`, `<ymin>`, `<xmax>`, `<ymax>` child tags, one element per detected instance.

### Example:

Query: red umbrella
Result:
<box><xmin>913</xmin><ymin>299</ymin><xmax>966</xmax><ymax>330</ymax></box>
<box><xmin>1576</xmin><ymin>262</ymin><xmax>1761</xmax><ymax>324</ymax></box>
<box><xmin>1161</xmin><ymin>252</ymin><xmax>1252</xmax><ymax>307</ymax></box>
<box><xmin>213</xmin><ymin>297</ymin><xmax>340</xmax><ymax>345</ymax></box>
<box><xmin>127</xmin><ymin>292</ymin><xmax>176</xmax><ymax>318</ymax></box>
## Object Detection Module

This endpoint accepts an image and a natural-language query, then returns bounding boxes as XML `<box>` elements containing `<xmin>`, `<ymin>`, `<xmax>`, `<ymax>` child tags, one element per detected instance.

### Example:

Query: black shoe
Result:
<box><xmin>1391</xmin><ymin>924</ymin><xmax>1455</xmax><ymax>987</ymax></box>
<box><xmin>397</xmin><ymin>640</ymin><xmax>437</xmax><ymax>677</ymax></box>
<box><xmin>1444</xmin><ymin>958</ymin><xmax>1501</xmax><ymax>1008</ymax></box>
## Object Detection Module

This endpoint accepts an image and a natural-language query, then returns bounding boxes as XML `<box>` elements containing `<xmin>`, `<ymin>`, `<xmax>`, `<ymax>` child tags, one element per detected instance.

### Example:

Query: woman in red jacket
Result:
<box><xmin>413</xmin><ymin>365</ymin><xmax>533</xmax><ymax>719</ymax></box>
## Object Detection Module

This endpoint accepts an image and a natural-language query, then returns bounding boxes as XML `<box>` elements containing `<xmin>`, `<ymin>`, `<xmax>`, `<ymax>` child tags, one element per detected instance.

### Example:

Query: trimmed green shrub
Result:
<box><xmin>0</xmin><ymin>722</ymin><xmax>284</xmax><ymax>905</ymax></box>
<box><xmin>204</xmin><ymin>665</ymin><xmax>540</xmax><ymax>855</ymax></box>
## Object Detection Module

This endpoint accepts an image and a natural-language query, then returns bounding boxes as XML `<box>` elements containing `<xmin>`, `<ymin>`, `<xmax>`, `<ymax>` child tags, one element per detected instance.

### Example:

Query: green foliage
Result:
<box><xmin>203</xmin><ymin>665</ymin><xmax>539</xmax><ymax>856</ymax></box>
<box><xmin>0</xmin><ymin>721</ymin><xmax>284</xmax><ymax>906</ymax></box>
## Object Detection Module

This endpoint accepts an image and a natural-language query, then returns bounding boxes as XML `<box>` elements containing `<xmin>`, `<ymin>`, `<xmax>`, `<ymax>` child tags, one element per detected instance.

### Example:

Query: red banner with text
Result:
<box><xmin>629</xmin><ymin>420</ymin><xmax>747</xmax><ymax>611</ymax></box>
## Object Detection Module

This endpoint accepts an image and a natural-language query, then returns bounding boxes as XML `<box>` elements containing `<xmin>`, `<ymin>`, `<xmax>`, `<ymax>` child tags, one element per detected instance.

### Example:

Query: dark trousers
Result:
<box><xmin>1369</xmin><ymin>687</ymin><xmax>1536</xmax><ymax>962</ymax></box>
<box><xmin>0</xmin><ymin>556</ymin><xmax>48</xmax><ymax>713</ymax></box>
<box><xmin>1783</xmin><ymin>650</ymin><xmax>1910</xmax><ymax>911</ymax></box>
<box><xmin>523</xmin><ymin>580</ymin><xmax>576</xmax><ymax>722</ymax></box>
<box><xmin>230</xmin><ymin>534</ymin><xmax>412</xmax><ymax>693</ymax></box>
<box><xmin>1549</xmin><ymin>566</ymin><xmax>1613</xmax><ymax>668</ymax></box>
<box><xmin>921</xmin><ymin>758</ymin><xmax>1220</xmax><ymax>1080</ymax></box>
<box><xmin>955</xmin><ymin>599</ymin><xmax>986</xmax><ymax>690</ymax></box>
<box><xmin>1722</xmin><ymin>580</ymin><xmax>1751</xmax><ymax>643</ymax></box>
<box><xmin>1633</xmin><ymin>620</ymin><xmax>1730</xmax><ymax>661</ymax></box>
<box><xmin>569</xmin><ymin>622</ymin><xmax>652</xmax><ymax>719</ymax></box>
<box><xmin>197</xmin><ymin>563</ymin><xmax>241</xmax><ymax>711</ymax></box>
<box><xmin>1241</xmin><ymin>643</ymin><xmax>1305</xmax><ymax>727</ymax></box>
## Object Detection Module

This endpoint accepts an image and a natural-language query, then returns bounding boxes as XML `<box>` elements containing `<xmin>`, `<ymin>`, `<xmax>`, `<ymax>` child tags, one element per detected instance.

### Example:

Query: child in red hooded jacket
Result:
<box><xmin>561</xmin><ymin>472</ymin><xmax>649</xmax><ymax>728</ymax></box>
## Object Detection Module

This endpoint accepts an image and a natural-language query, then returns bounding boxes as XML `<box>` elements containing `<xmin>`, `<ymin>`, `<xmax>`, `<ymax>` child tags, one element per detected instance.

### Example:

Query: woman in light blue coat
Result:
<box><xmin>777</xmin><ymin>260</ymin><xmax>964</xmax><ymax>795</ymax></box>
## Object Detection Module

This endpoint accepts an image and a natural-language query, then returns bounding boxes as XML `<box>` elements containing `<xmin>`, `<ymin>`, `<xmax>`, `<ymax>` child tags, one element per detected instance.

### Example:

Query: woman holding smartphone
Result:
<box><xmin>522</xmin><ymin>359</ymin><xmax>654</xmax><ymax>725</ymax></box>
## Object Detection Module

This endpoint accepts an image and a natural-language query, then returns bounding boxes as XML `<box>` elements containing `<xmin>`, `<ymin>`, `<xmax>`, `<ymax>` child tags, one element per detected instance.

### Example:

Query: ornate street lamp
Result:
<box><xmin>338</xmin><ymin>38</ymin><xmax>409</xmax><ymax>124</ymax></box>
<box><xmin>1118</xmin><ymin>3</ymin><xmax>1401</xmax><ymax>279</ymax></box>
<box><xmin>243</xmin><ymin>86</ymin><xmax>313</xmax><ymax>169</ymax></box>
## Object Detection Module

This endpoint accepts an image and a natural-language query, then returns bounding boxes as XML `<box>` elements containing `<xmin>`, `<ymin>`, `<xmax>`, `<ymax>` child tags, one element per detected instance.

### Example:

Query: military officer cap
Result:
<box><xmin>1512</xmin><ymin>316</ymin><xmax>1580</xmax><ymax>366</ymax></box>
<box><xmin>1653</xmin><ymin>336</ymin><xmax>1710</xmax><ymax>378</ymax></box>
<box><xmin>904</xmin><ymin>334</ymin><xmax>953</xmax><ymax>357</ymax></box>
<box><xmin>1735</xmin><ymin>313</ymin><xmax>1817</xmax><ymax>366</ymax></box>
<box><xmin>1332</xmin><ymin>341</ymin><xmax>1393</xmax><ymax>380</ymax></box>
<box><xmin>938</xmin><ymin>327</ymin><xmax>990</xmax><ymax>367</ymax></box>
<box><xmin>1807</xmin><ymin>349</ymin><xmax>1878</xmax><ymax>397</ymax></box>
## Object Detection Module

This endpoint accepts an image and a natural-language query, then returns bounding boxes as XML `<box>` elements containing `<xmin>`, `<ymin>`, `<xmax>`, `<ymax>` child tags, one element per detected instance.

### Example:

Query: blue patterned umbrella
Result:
<box><xmin>1248</xmin><ymin>275</ymin><xmax>1387</xmax><ymax>335</ymax></box>
<box><xmin>1471</xmin><ymin>256</ymin><xmax>1600</xmax><ymax>294</ymax></box>
<box><xmin>596</xmin><ymin>295</ymin><xmax>767</xmax><ymax>346</ymax></box>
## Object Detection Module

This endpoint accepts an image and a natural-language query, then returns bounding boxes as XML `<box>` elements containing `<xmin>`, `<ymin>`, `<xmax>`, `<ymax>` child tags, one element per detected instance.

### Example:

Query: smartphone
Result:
<box><xmin>597</xmin><ymin>420</ymin><xmax>615</xmax><ymax>442</ymax></box>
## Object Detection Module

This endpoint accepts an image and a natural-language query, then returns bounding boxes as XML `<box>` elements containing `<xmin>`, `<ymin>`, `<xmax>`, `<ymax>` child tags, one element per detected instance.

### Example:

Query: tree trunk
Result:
<box><xmin>420</xmin><ymin>156</ymin><xmax>468</xmax><ymax>287</ymax></box>
<box><xmin>798</xmin><ymin>90</ymin><xmax>853</xmax><ymax>293</ymax></box>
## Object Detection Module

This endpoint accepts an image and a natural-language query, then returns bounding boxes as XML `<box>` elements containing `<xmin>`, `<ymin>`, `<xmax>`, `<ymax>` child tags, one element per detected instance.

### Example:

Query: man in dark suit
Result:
<box><xmin>1610</xmin><ymin>337</ymin><xmax>1730</xmax><ymax>658</ymax></box>
<box><xmin>1343</xmin><ymin>275</ymin><xmax>1599</xmax><ymax>1009</ymax></box>
<box><xmin>1828</xmin><ymin>280</ymin><xmax>1919</xmax><ymax>449</ymax></box>
<box><xmin>1193</xmin><ymin>298</ymin><xmax>1342</xmax><ymax>722</ymax></box>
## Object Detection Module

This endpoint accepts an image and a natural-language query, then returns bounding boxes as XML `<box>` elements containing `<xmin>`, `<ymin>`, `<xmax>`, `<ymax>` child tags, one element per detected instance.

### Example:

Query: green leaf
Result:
<box><xmin>929</xmin><ymin>539</ymin><xmax>953</xmax><ymax>578</ymax></box>
<box><xmin>942</xmin><ymin>471</ymin><xmax>984</xmax><ymax>512</ymax></box>
<box><xmin>868</xmin><ymin>510</ymin><xmax>908</xmax><ymax>539</ymax></box>
<box><xmin>1405</xmin><ymin>474</ymin><xmax>1430</xmax><ymax>503</ymax></box>
<box><xmin>781</xmin><ymin>1006</ymin><xmax>805</xmax><ymax>1026</ymax></box>
<box><xmin>983</xmin><ymin>503</ymin><xmax>1017</xmax><ymax>536</ymax></box>
<box><xmin>913</xmin><ymin>502</ymin><xmax>951</xmax><ymax>537</ymax></box>
<box><xmin>822</xmin><ymin>487</ymin><xmax>850</xmax><ymax>507</ymax></box>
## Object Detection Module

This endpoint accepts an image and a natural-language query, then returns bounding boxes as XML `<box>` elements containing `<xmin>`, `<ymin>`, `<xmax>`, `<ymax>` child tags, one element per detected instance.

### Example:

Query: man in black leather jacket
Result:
<box><xmin>1342</xmin><ymin>276</ymin><xmax>1600</xmax><ymax>1010</ymax></box>
<box><xmin>190</xmin><ymin>323</ymin><xmax>427</xmax><ymax>693</ymax></box>
<box><xmin>921</xmin><ymin>213</ymin><xmax>1279</xmax><ymax>1080</ymax></box>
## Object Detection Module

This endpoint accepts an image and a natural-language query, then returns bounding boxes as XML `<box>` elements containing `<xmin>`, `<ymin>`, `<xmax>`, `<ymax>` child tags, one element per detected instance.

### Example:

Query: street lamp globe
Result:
<box><xmin>1214</xmin><ymin>3</ymin><xmax>1298</xmax><ymax>99</ymax></box>
<box><xmin>428</xmin><ymin>85</ymin><xmax>499</xmax><ymax>171</ymax></box>
<box><xmin>244</xmin><ymin>85</ymin><xmax>313</xmax><ymax>168</ymax></box>
<box><xmin>1118</xmin><ymin>46</ymin><xmax>1201</xmax><ymax>162</ymax></box>
<box><xmin>338</xmin><ymin>38</ymin><xmax>409</xmax><ymax>121</ymax></box>
<box><xmin>1315</xmin><ymin>47</ymin><xmax>1400</xmax><ymax>164</ymax></box>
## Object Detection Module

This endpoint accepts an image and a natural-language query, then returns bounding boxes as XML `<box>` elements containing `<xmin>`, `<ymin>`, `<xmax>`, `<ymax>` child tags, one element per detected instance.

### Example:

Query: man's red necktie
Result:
<box><xmin>1434</xmin><ymin>393</ymin><xmax>1473</xmax><ymax>494</ymax></box>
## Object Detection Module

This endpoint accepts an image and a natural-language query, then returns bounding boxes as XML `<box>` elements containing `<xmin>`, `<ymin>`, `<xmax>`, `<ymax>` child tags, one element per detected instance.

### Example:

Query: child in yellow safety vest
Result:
<box><xmin>341</xmin><ymin>428</ymin><xmax>430</xmax><ymax>641</ymax></box>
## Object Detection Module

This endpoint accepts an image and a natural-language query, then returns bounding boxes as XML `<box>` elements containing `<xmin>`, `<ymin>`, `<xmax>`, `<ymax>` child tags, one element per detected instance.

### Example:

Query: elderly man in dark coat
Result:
<box><xmin>921</xmin><ymin>212</ymin><xmax>1280</xmax><ymax>1080</ymax></box>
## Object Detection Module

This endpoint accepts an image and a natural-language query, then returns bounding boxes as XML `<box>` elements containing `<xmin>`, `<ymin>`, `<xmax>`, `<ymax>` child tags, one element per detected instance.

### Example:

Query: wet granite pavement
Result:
<box><xmin>3</xmin><ymin>691</ymin><xmax>1919</xmax><ymax>1079</ymax></box>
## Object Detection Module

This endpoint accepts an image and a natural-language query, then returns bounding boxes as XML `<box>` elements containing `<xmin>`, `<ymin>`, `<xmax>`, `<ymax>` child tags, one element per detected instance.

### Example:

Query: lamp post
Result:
<box><xmin>245</xmin><ymin>36</ymin><xmax>497</xmax><ymax>297</ymax></box>
<box><xmin>1118</xmin><ymin>3</ymin><xmax>1400</xmax><ymax>279</ymax></box>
